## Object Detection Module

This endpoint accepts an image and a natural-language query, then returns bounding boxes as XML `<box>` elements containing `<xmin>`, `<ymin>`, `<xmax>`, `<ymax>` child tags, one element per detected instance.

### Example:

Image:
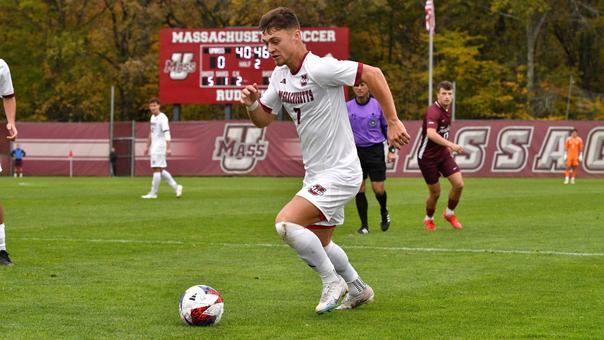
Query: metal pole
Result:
<box><xmin>9</xmin><ymin>141</ymin><xmax>13</xmax><ymax>177</ymax></box>
<box><xmin>224</xmin><ymin>104</ymin><xmax>232</xmax><ymax>120</ymax></box>
<box><xmin>173</xmin><ymin>104</ymin><xmax>181</xmax><ymax>121</ymax></box>
<box><xmin>565</xmin><ymin>75</ymin><xmax>573</xmax><ymax>120</ymax></box>
<box><xmin>452</xmin><ymin>81</ymin><xmax>456</xmax><ymax>121</ymax></box>
<box><xmin>131</xmin><ymin>120</ymin><xmax>136</xmax><ymax>177</ymax></box>
<box><xmin>428</xmin><ymin>28</ymin><xmax>434</xmax><ymax>105</ymax></box>
<box><xmin>109</xmin><ymin>85</ymin><xmax>115</xmax><ymax>176</ymax></box>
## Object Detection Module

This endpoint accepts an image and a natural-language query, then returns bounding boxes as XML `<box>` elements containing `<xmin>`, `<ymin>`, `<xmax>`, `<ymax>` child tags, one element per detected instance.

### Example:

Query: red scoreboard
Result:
<box><xmin>159</xmin><ymin>27</ymin><xmax>349</xmax><ymax>104</ymax></box>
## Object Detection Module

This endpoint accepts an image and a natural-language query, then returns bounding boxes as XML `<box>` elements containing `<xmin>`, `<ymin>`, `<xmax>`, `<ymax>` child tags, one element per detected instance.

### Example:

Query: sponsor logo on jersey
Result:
<box><xmin>308</xmin><ymin>184</ymin><xmax>327</xmax><ymax>196</ymax></box>
<box><xmin>164</xmin><ymin>53</ymin><xmax>196</xmax><ymax>80</ymax></box>
<box><xmin>300</xmin><ymin>74</ymin><xmax>308</xmax><ymax>87</ymax></box>
<box><xmin>212</xmin><ymin>124</ymin><xmax>268</xmax><ymax>174</ymax></box>
<box><xmin>368</xmin><ymin>118</ymin><xmax>377</xmax><ymax>128</ymax></box>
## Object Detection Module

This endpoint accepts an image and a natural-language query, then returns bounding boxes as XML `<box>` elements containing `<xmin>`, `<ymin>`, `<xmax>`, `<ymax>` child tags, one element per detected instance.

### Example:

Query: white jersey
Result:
<box><xmin>150</xmin><ymin>112</ymin><xmax>170</xmax><ymax>154</ymax></box>
<box><xmin>259</xmin><ymin>52</ymin><xmax>362</xmax><ymax>178</ymax></box>
<box><xmin>0</xmin><ymin>59</ymin><xmax>15</xmax><ymax>98</ymax></box>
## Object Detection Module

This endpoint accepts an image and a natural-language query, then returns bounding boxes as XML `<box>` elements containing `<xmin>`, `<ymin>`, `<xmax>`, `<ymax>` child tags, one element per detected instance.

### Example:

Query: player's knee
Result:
<box><xmin>454</xmin><ymin>180</ymin><xmax>464</xmax><ymax>191</ymax></box>
<box><xmin>275</xmin><ymin>221</ymin><xmax>304</xmax><ymax>244</ymax></box>
<box><xmin>372</xmin><ymin>183</ymin><xmax>385</xmax><ymax>195</ymax></box>
<box><xmin>275</xmin><ymin>222</ymin><xmax>287</xmax><ymax>239</ymax></box>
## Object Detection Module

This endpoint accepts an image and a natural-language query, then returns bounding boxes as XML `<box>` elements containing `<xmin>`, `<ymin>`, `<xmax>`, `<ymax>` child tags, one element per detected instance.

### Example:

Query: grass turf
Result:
<box><xmin>0</xmin><ymin>176</ymin><xmax>603</xmax><ymax>339</ymax></box>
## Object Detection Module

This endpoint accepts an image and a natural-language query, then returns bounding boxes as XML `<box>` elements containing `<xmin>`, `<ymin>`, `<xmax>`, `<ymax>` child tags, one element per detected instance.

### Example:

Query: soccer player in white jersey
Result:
<box><xmin>141</xmin><ymin>98</ymin><xmax>183</xmax><ymax>199</ymax></box>
<box><xmin>0</xmin><ymin>59</ymin><xmax>19</xmax><ymax>266</ymax></box>
<box><xmin>240</xmin><ymin>7</ymin><xmax>410</xmax><ymax>314</ymax></box>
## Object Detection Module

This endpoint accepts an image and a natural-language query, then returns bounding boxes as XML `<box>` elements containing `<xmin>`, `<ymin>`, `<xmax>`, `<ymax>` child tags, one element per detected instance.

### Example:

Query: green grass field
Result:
<box><xmin>1</xmin><ymin>176</ymin><xmax>603</xmax><ymax>339</ymax></box>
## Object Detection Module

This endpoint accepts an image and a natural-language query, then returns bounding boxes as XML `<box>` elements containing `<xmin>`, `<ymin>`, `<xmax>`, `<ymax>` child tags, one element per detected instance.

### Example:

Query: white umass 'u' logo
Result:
<box><xmin>164</xmin><ymin>53</ymin><xmax>196</xmax><ymax>80</ymax></box>
<box><xmin>212</xmin><ymin>124</ymin><xmax>269</xmax><ymax>174</ymax></box>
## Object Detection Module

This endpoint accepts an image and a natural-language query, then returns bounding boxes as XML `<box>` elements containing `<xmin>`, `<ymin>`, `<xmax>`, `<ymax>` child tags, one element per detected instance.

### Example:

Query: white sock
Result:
<box><xmin>0</xmin><ymin>223</ymin><xmax>6</xmax><ymax>251</ymax></box>
<box><xmin>445</xmin><ymin>208</ymin><xmax>455</xmax><ymax>216</ymax></box>
<box><xmin>161</xmin><ymin>170</ymin><xmax>178</xmax><ymax>191</ymax></box>
<box><xmin>425</xmin><ymin>215</ymin><xmax>434</xmax><ymax>221</ymax></box>
<box><xmin>151</xmin><ymin>172</ymin><xmax>161</xmax><ymax>194</ymax></box>
<box><xmin>324</xmin><ymin>241</ymin><xmax>367</xmax><ymax>294</ymax></box>
<box><xmin>275</xmin><ymin>222</ymin><xmax>338</xmax><ymax>285</ymax></box>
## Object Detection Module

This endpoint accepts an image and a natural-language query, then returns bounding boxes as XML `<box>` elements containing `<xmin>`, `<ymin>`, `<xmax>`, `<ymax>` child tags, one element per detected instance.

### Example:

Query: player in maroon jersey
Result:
<box><xmin>417</xmin><ymin>81</ymin><xmax>464</xmax><ymax>231</ymax></box>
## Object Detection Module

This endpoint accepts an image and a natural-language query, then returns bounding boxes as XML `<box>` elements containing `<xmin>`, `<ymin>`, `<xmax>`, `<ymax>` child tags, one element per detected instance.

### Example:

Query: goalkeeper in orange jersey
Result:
<box><xmin>564</xmin><ymin>128</ymin><xmax>583</xmax><ymax>184</ymax></box>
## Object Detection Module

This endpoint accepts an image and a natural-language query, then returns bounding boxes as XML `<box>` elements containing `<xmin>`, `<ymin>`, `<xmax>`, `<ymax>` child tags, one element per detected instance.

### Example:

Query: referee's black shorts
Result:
<box><xmin>357</xmin><ymin>143</ymin><xmax>386</xmax><ymax>182</ymax></box>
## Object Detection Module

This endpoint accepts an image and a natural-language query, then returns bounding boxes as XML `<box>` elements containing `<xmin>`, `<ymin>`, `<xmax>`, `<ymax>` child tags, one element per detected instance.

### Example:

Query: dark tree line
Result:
<box><xmin>0</xmin><ymin>0</ymin><xmax>602</xmax><ymax>122</ymax></box>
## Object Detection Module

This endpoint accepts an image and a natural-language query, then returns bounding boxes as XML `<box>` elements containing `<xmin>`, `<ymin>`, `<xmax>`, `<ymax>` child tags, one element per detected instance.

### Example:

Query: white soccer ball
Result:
<box><xmin>179</xmin><ymin>285</ymin><xmax>224</xmax><ymax>326</ymax></box>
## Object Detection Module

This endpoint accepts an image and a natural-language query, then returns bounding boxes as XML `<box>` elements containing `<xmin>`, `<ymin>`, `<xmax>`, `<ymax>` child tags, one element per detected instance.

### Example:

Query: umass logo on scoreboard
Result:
<box><xmin>164</xmin><ymin>52</ymin><xmax>196</xmax><ymax>80</ymax></box>
<box><xmin>212</xmin><ymin>124</ymin><xmax>269</xmax><ymax>174</ymax></box>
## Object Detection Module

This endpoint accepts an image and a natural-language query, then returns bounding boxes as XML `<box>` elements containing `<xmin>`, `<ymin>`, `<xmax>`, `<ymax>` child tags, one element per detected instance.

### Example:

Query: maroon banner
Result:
<box><xmin>159</xmin><ymin>27</ymin><xmax>349</xmax><ymax>104</ymax></box>
<box><xmin>2</xmin><ymin>122</ymin><xmax>110</xmax><ymax>176</ymax></box>
<box><xmin>395</xmin><ymin>121</ymin><xmax>603</xmax><ymax>178</ymax></box>
<box><xmin>5</xmin><ymin>121</ymin><xmax>604</xmax><ymax>177</ymax></box>
<box><xmin>134</xmin><ymin>120</ymin><xmax>603</xmax><ymax>178</ymax></box>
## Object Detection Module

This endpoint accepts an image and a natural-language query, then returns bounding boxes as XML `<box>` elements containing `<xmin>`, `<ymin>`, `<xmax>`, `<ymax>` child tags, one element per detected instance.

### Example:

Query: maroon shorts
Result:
<box><xmin>418</xmin><ymin>154</ymin><xmax>460</xmax><ymax>185</ymax></box>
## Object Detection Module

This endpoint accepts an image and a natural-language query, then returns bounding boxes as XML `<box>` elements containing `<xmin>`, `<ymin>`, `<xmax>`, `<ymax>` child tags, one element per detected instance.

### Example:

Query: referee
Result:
<box><xmin>347</xmin><ymin>81</ymin><xmax>395</xmax><ymax>234</ymax></box>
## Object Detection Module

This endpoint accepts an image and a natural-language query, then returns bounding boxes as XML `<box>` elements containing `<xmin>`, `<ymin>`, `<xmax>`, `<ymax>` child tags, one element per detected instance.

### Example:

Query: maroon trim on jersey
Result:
<box><xmin>258</xmin><ymin>100</ymin><xmax>273</xmax><ymax>114</ymax></box>
<box><xmin>2</xmin><ymin>93</ymin><xmax>15</xmax><ymax>99</ymax></box>
<box><xmin>434</xmin><ymin>100</ymin><xmax>450</xmax><ymax>112</ymax></box>
<box><xmin>354</xmin><ymin>63</ymin><xmax>364</xmax><ymax>86</ymax></box>
<box><xmin>291</xmin><ymin>51</ymin><xmax>310</xmax><ymax>75</ymax></box>
<box><xmin>306</xmin><ymin>225</ymin><xmax>336</xmax><ymax>230</ymax></box>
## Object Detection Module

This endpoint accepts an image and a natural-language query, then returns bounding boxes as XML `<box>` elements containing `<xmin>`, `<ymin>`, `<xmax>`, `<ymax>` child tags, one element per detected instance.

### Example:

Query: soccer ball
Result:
<box><xmin>179</xmin><ymin>285</ymin><xmax>224</xmax><ymax>326</ymax></box>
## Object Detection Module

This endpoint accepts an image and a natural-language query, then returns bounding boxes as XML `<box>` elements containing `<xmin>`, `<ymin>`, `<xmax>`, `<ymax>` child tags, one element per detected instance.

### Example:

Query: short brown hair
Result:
<box><xmin>149</xmin><ymin>98</ymin><xmax>160</xmax><ymax>105</ymax></box>
<box><xmin>437</xmin><ymin>81</ymin><xmax>454</xmax><ymax>92</ymax></box>
<box><xmin>259</xmin><ymin>7</ymin><xmax>300</xmax><ymax>33</ymax></box>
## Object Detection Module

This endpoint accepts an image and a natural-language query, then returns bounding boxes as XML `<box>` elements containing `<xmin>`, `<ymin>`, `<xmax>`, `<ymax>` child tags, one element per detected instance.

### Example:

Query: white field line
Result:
<box><xmin>16</xmin><ymin>237</ymin><xmax>604</xmax><ymax>257</ymax></box>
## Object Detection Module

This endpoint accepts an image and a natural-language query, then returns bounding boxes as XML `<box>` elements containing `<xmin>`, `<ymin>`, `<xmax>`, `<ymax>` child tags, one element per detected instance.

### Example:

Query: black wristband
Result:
<box><xmin>388</xmin><ymin>146</ymin><xmax>396</xmax><ymax>153</ymax></box>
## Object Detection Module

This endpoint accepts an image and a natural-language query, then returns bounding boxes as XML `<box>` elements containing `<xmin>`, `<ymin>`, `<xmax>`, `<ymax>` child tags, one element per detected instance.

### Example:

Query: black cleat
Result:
<box><xmin>0</xmin><ymin>250</ymin><xmax>13</xmax><ymax>266</ymax></box>
<box><xmin>380</xmin><ymin>211</ymin><xmax>391</xmax><ymax>232</ymax></box>
<box><xmin>357</xmin><ymin>226</ymin><xmax>369</xmax><ymax>235</ymax></box>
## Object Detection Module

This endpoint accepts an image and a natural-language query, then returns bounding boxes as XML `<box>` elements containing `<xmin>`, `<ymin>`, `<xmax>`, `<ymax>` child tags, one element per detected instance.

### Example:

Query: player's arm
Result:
<box><xmin>144</xmin><ymin>132</ymin><xmax>151</xmax><ymax>156</ymax></box>
<box><xmin>1</xmin><ymin>60</ymin><xmax>18</xmax><ymax>140</ymax></box>
<box><xmin>166</xmin><ymin>139</ymin><xmax>172</xmax><ymax>156</ymax></box>
<box><xmin>2</xmin><ymin>96</ymin><xmax>17</xmax><ymax>140</ymax></box>
<box><xmin>426</xmin><ymin>128</ymin><xmax>464</xmax><ymax>153</ymax></box>
<box><xmin>240</xmin><ymin>83</ymin><xmax>274</xmax><ymax>128</ymax></box>
<box><xmin>361</xmin><ymin>65</ymin><xmax>410</xmax><ymax>149</ymax></box>
<box><xmin>162</xmin><ymin>118</ymin><xmax>172</xmax><ymax>156</ymax></box>
<box><xmin>164</xmin><ymin>132</ymin><xmax>172</xmax><ymax>156</ymax></box>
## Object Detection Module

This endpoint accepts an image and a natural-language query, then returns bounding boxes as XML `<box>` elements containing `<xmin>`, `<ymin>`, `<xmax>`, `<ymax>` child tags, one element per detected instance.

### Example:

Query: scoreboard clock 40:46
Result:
<box><xmin>160</xmin><ymin>27</ymin><xmax>349</xmax><ymax>104</ymax></box>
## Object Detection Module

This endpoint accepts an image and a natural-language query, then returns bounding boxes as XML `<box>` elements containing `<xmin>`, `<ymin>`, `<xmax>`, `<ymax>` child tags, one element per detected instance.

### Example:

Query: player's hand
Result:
<box><xmin>240</xmin><ymin>83</ymin><xmax>260</xmax><ymax>106</ymax></box>
<box><xmin>6</xmin><ymin>123</ymin><xmax>17</xmax><ymax>141</ymax></box>
<box><xmin>387</xmin><ymin>120</ymin><xmax>411</xmax><ymax>149</ymax></box>
<box><xmin>143</xmin><ymin>147</ymin><xmax>149</xmax><ymax>156</ymax></box>
<box><xmin>166</xmin><ymin>148</ymin><xmax>172</xmax><ymax>156</ymax></box>
<box><xmin>387</xmin><ymin>151</ymin><xmax>396</xmax><ymax>163</ymax></box>
<box><xmin>450</xmin><ymin>143</ymin><xmax>464</xmax><ymax>154</ymax></box>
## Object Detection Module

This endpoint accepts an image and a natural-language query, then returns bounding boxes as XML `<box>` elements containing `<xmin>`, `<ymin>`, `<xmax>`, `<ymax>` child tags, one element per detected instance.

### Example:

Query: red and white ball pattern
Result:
<box><xmin>179</xmin><ymin>285</ymin><xmax>224</xmax><ymax>326</ymax></box>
